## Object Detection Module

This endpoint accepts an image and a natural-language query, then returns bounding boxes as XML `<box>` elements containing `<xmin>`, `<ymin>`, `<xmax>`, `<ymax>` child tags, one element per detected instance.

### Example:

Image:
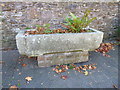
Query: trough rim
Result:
<box><xmin>16</xmin><ymin>28</ymin><xmax>104</xmax><ymax>37</ymax></box>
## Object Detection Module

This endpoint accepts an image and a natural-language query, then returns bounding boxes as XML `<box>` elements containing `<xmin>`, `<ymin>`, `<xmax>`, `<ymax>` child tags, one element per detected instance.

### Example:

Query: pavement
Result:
<box><xmin>1</xmin><ymin>44</ymin><xmax>119</xmax><ymax>88</ymax></box>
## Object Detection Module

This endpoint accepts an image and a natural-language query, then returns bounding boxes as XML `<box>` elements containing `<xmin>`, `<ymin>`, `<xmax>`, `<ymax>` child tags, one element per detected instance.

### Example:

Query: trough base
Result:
<box><xmin>37</xmin><ymin>51</ymin><xmax>89</xmax><ymax>67</ymax></box>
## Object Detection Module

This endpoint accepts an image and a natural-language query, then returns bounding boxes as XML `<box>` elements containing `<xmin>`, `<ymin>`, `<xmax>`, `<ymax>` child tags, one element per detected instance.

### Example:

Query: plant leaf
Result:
<box><xmin>36</xmin><ymin>25</ymin><xmax>42</xmax><ymax>27</ymax></box>
<box><xmin>69</xmin><ymin>65</ymin><xmax>74</xmax><ymax>69</ymax></box>
<box><xmin>70</xmin><ymin>12</ymin><xmax>77</xmax><ymax>19</ymax></box>
<box><xmin>25</xmin><ymin>27</ymin><xmax>32</xmax><ymax>29</ymax></box>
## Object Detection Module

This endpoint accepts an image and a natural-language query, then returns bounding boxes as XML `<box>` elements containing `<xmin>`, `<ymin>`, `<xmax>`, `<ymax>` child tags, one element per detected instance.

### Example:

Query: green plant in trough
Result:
<box><xmin>25</xmin><ymin>27</ymin><xmax>32</xmax><ymax>29</ymax></box>
<box><xmin>36</xmin><ymin>24</ymin><xmax>53</xmax><ymax>33</ymax></box>
<box><xmin>63</xmin><ymin>9</ymin><xmax>97</xmax><ymax>33</ymax></box>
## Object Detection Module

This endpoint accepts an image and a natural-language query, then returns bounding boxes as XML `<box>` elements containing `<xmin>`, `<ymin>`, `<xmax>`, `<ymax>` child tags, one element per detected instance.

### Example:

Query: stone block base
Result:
<box><xmin>37</xmin><ymin>51</ymin><xmax>89</xmax><ymax>67</ymax></box>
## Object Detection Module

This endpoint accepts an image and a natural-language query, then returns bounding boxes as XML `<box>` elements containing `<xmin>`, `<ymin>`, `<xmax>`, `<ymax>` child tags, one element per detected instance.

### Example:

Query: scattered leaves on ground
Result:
<box><xmin>52</xmin><ymin>63</ymin><xmax>97</xmax><ymax>80</ymax></box>
<box><xmin>95</xmin><ymin>43</ymin><xmax>114</xmax><ymax>57</ymax></box>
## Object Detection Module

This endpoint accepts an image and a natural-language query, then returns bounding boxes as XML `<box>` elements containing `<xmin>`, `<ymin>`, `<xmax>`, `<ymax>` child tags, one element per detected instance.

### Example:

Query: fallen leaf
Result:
<box><xmin>25</xmin><ymin>76</ymin><xmax>32</xmax><ymax>81</ymax></box>
<box><xmin>55</xmin><ymin>66</ymin><xmax>60</xmax><ymax>69</ymax></box>
<box><xmin>84</xmin><ymin>71</ymin><xmax>89</xmax><ymax>76</ymax></box>
<box><xmin>61</xmin><ymin>69</ymin><xmax>66</xmax><ymax>72</ymax></box>
<box><xmin>92</xmin><ymin>66</ymin><xmax>97</xmax><ymax>69</ymax></box>
<box><xmin>22</xmin><ymin>64</ymin><xmax>27</xmax><ymax>67</ymax></box>
<box><xmin>65</xmin><ymin>65</ymin><xmax>69</xmax><ymax>70</ymax></box>
<box><xmin>82</xmin><ymin>68</ymin><xmax>87</xmax><ymax>71</ymax></box>
<box><xmin>88</xmin><ymin>65</ymin><xmax>93</xmax><ymax>70</ymax></box>
<box><xmin>61</xmin><ymin>75</ymin><xmax>68</xmax><ymax>80</ymax></box>
<box><xmin>83</xmin><ymin>65</ymin><xmax>88</xmax><ymax>67</ymax></box>
<box><xmin>79</xmin><ymin>66</ymin><xmax>83</xmax><ymax>69</ymax></box>
<box><xmin>58</xmin><ymin>69</ymin><xmax>62</xmax><ymax>73</ymax></box>
<box><xmin>78</xmin><ymin>70</ymin><xmax>83</xmax><ymax>73</ymax></box>
<box><xmin>55</xmin><ymin>69</ymin><xmax>59</xmax><ymax>74</ymax></box>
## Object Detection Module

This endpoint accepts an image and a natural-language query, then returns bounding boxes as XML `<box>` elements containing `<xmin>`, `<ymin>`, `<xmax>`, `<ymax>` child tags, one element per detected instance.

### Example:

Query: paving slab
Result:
<box><xmin>1</xmin><ymin>45</ymin><xmax>118</xmax><ymax>88</ymax></box>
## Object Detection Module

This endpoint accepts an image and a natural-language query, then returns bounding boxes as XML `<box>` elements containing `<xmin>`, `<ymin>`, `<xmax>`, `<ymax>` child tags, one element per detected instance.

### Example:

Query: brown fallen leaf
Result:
<box><xmin>9</xmin><ymin>85</ymin><xmax>18</xmax><ymax>90</ymax></box>
<box><xmin>52</xmin><ymin>63</ymin><xmax>97</xmax><ymax>78</ymax></box>
<box><xmin>95</xmin><ymin>43</ymin><xmax>114</xmax><ymax>57</ymax></box>
<box><xmin>92</xmin><ymin>66</ymin><xmax>97</xmax><ymax>69</ymax></box>
<box><xmin>82</xmin><ymin>68</ymin><xmax>87</xmax><ymax>71</ymax></box>
<box><xmin>55</xmin><ymin>69</ymin><xmax>59</xmax><ymax>74</ymax></box>
<box><xmin>83</xmin><ymin>65</ymin><xmax>88</xmax><ymax>68</ymax></box>
<box><xmin>58</xmin><ymin>69</ymin><xmax>62</xmax><ymax>73</ymax></box>
<box><xmin>25</xmin><ymin>76</ymin><xmax>32</xmax><ymax>81</ymax></box>
<box><xmin>61</xmin><ymin>69</ymin><xmax>66</xmax><ymax>72</ymax></box>
<box><xmin>55</xmin><ymin>66</ymin><xmax>60</xmax><ymax>69</ymax></box>
<box><xmin>78</xmin><ymin>70</ymin><xmax>83</xmax><ymax>73</ymax></box>
<box><xmin>65</xmin><ymin>65</ymin><xmax>69</xmax><ymax>70</ymax></box>
<box><xmin>105</xmin><ymin>54</ymin><xmax>111</xmax><ymax>57</ymax></box>
<box><xmin>61</xmin><ymin>75</ymin><xmax>68</xmax><ymax>80</ymax></box>
<box><xmin>22</xmin><ymin>64</ymin><xmax>27</xmax><ymax>67</ymax></box>
<box><xmin>88</xmin><ymin>65</ymin><xmax>93</xmax><ymax>70</ymax></box>
<box><xmin>79</xmin><ymin>66</ymin><xmax>83</xmax><ymax>69</ymax></box>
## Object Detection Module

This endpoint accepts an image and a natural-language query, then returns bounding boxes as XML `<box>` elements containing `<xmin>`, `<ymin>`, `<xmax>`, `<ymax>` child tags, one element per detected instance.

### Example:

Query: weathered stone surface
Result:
<box><xmin>16</xmin><ymin>28</ymin><xmax>103</xmax><ymax>56</ymax></box>
<box><xmin>16</xmin><ymin>30</ymin><xmax>27</xmax><ymax>55</ymax></box>
<box><xmin>37</xmin><ymin>51</ymin><xmax>88</xmax><ymax>67</ymax></box>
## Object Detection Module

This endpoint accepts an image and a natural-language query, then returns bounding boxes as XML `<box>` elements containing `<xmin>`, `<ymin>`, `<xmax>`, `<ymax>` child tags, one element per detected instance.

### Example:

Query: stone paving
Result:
<box><xmin>1</xmin><ymin>45</ymin><xmax>118</xmax><ymax>88</ymax></box>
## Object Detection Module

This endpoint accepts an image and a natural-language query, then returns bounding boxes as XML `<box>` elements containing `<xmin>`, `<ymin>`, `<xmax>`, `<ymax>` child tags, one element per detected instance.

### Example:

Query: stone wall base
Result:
<box><xmin>37</xmin><ymin>51</ymin><xmax>89</xmax><ymax>67</ymax></box>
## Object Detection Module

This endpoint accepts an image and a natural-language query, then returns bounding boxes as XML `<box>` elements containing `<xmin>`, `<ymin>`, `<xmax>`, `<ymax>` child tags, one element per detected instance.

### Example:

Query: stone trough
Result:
<box><xmin>16</xmin><ymin>28</ymin><xmax>104</xmax><ymax>67</ymax></box>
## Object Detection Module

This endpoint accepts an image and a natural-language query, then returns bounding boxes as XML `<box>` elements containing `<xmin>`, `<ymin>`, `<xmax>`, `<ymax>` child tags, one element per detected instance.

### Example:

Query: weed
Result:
<box><xmin>63</xmin><ymin>9</ymin><xmax>96</xmax><ymax>33</ymax></box>
<box><xmin>36</xmin><ymin>24</ymin><xmax>53</xmax><ymax>33</ymax></box>
<box><xmin>25</xmin><ymin>27</ymin><xmax>32</xmax><ymax>29</ymax></box>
